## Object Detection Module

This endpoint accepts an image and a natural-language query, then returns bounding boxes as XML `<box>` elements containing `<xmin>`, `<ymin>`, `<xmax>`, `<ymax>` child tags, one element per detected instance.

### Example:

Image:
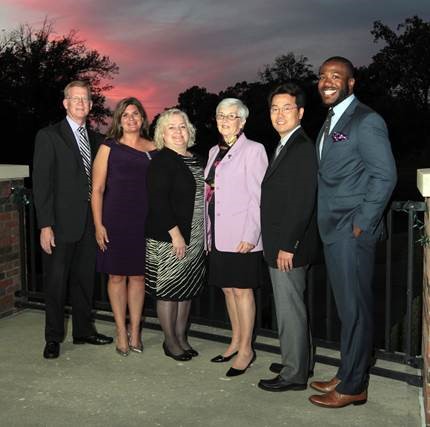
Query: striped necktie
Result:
<box><xmin>77</xmin><ymin>126</ymin><xmax>92</xmax><ymax>196</ymax></box>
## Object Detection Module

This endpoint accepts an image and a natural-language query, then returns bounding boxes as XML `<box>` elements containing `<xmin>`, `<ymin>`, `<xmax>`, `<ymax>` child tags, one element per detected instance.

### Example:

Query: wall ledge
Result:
<box><xmin>417</xmin><ymin>169</ymin><xmax>430</xmax><ymax>197</ymax></box>
<box><xmin>0</xmin><ymin>164</ymin><xmax>29</xmax><ymax>181</ymax></box>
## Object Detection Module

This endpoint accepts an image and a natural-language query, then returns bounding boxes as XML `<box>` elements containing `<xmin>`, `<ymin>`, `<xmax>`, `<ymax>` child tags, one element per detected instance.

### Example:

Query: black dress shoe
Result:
<box><xmin>163</xmin><ymin>342</ymin><xmax>192</xmax><ymax>361</ymax></box>
<box><xmin>73</xmin><ymin>332</ymin><xmax>113</xmax><ymax>345</ymax></box>
<box><xmin>270</xmin><ymin>362</ymin><xmax>314</xmax><ymax>378</ymax></box>
<box><xmin>210</xmin><ymin>351</ymin><xmax>238</xmax><ymax>363</ymax></box>
<box><xmin>43</xmin><ymin>341</ymin><xmax>60</xmax><ymax>359</ymax></box>
<box><xmin>225</xmin><ymin>351</ymin><xmax>256</xmax><ymax>377</ymax></box>
<box><xmin>184</xmin><ymin>347</ymin><xmax>199</xmax><ymax>357</ymax></box>
<box><xmin>258</xmin><ymin>375</ymin><xmax>307</xmax><ymax>392</ymax></box>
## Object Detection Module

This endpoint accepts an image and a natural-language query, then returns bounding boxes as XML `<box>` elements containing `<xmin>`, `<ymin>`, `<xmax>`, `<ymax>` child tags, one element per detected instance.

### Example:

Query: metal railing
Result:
<box><xmin>12</xmin><ymin>188</ymin><xmax>425</xmax><ymax>384</ymax></box>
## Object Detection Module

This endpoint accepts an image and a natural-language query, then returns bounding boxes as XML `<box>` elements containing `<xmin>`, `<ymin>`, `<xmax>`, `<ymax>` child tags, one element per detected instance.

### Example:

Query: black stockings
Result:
<box><xmin>157</xmin><ymin>299</ymin><xmax>192</xmax><ymax>355</ymax></box>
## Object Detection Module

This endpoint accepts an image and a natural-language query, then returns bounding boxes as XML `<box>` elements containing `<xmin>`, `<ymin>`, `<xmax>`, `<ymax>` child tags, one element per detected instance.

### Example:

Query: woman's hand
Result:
<box><xmin>236</xmin><ymin>241</ymin><xmax>255</xmax><ymax>253</ymax></box>
<box><xmin>172</xmin><ymin>234</ymin><xmax>186</xmax><ymax>259</ymax></box>
<box><xmin>95</xmin><ymin>225</ymin><xmax>109</xmax><ymax>251</ymax></box>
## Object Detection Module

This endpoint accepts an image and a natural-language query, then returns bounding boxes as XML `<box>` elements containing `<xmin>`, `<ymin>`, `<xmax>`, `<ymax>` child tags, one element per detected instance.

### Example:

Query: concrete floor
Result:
<box><xmin>0</xmin><ymin>310</ymin><xmax>423</xmax><ymax>427</ymax></box>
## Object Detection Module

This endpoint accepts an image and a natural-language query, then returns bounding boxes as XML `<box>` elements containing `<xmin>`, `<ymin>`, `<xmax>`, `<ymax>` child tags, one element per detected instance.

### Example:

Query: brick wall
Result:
<box><xmin>423</xmin><ymin>198</ymin><xmax>430</xmax><ymax>426</ymax></box>
<box><xmin>0</xmin><ymin>179</ymin><xmax>23</xmax><ymax>317</ymax></box>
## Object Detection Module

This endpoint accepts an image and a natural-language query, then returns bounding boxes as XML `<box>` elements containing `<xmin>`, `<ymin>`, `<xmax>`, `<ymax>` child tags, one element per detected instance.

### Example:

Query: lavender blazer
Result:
<box><xmin>204</xmin><ymin>133</ymin><xmax>268</xmax><ymax>252</ymax></box>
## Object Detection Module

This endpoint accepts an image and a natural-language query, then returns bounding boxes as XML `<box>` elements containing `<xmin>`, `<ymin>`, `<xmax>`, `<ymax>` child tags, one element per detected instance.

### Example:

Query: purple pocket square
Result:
<box><xmin>332</xmin><ymin>132</ymin><xmax>348</xmax><ymax>142</ymax></box>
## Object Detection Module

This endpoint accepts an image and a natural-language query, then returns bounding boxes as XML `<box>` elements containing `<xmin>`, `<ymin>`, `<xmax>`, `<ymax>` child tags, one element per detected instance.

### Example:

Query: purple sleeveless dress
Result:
<box><xmin>96</xmin><ymin>139</ymin><xmax>154</xmax><ymax>275</ymax></box>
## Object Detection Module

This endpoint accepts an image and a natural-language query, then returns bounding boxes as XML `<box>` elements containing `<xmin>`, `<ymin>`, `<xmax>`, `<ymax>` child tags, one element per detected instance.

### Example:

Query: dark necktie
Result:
<box><xmin>77</xmin><ymin>126</ymin><xmax>92</xmax><ymax>196</ymax></box>
<box><xmin>320</xmin><ymin>107</ymin><xmax>334</xmax><ymax>158</ymax></box>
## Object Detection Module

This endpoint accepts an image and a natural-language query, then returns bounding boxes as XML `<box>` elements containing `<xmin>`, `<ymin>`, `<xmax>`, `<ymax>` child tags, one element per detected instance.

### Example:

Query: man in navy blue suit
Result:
<box><xmin>309</xmin><ymin>57</ymin><xmax>397</xmax><ymax>408</ymax></box>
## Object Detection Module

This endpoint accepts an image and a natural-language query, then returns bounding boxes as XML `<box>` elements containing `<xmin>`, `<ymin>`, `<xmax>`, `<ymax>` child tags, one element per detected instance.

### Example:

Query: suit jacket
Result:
<box><xmin>261</xmin><ymin>127</ymin><xmax>319</xmax><ymax>268</ymax></box>
<box><xmin>317</xmin><ymin>98</ymin><xmax>397</xmax><ymax>244</ymax></box>
<box><xmin>33</xmin><ymin>118</ymin><xmax>102</xmax><ymax>242</ymax></box>
<box><xmin>204</xmin><ymin>133</ymin><xmax>268</xmax><ymax>252</ymax></box>
<box><xmin>146</xmin><ymin>147</ymin><xmax>200</xmax><ymax>245</ymax></box>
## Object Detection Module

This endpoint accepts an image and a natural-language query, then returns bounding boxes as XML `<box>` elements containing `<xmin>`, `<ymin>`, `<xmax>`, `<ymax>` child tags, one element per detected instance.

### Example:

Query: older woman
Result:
<box><xmin>92</xmin><ymin>97</ymin><xmax>156</xmax><ymax>356</ymax></box>
<box><xmin>205</xmin><ymin>98</ymin><xmax>268</xmax><ymax>376</ymax></box>
<box><xmin>145</xmin><ymin>108</ymin><xmax>206</xmax><ymax>361</ymax></box>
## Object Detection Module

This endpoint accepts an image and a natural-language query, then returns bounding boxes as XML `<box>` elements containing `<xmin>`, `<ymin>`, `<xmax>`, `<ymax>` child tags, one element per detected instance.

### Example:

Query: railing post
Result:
<box><xmin>384</xmin><ymin>207</ymin><xmax>393</xmax><ymax>351</ymax></box>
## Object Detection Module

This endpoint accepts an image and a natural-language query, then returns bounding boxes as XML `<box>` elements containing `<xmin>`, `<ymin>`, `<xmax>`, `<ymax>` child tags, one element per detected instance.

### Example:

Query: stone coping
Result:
<box><xmin>0</xmin><ymin>164</ymin><xmax>29</xmax><ymax>181</ymax></box>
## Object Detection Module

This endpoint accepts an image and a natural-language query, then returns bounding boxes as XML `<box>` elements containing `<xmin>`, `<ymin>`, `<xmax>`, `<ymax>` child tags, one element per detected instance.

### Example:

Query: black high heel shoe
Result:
<box><xmin>184</xmin><ymin>347</ymin><xmax>199</xmax><ymax>357</ymax></box>
<box><xmin>225</xmin><ymin>351</ymin><xmax>256</xmax><ymax>377</ymax></box>
<box><xmin>210</xmin><ymin>351</ymin><xmax>238</xmax><ymax>363</ymax></box>
<box><xmin>162</xmin><ymin>342</ymin><xmax>192</xmax><ymax>361</ymax></box>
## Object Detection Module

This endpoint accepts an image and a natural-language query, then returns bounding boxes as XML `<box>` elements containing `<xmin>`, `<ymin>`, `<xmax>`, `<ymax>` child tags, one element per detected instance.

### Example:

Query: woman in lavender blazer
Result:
<box><xmin>205</xmin><ymin>98</ymin><xmax>268</xmax><ymax>377</ymax></box>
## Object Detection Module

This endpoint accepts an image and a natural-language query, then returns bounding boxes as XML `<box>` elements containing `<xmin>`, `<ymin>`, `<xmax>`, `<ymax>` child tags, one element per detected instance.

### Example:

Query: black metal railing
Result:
<box><xmin>13</xmin><ymin>188</ymin><xmax>425</xmax><ymax>383</ymax></box>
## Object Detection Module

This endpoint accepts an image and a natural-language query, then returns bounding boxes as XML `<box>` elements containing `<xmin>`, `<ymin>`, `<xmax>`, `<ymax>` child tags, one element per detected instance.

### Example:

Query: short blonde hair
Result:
<box><xmin>64</xmin><ymin>80</ymin><xmax>91</xmax><ymax>99</ymax></box>
<box><xmin>153</xmin><ymin>108</ymin><xmax>196</xmax><ymax>150</ymax></box>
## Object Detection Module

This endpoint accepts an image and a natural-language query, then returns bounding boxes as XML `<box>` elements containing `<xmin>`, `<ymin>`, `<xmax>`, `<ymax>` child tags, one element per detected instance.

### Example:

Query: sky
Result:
<box><xmin>0</xmin><ymin>0</ymin><xmax>428</xmax><ymax>119</ymax></box>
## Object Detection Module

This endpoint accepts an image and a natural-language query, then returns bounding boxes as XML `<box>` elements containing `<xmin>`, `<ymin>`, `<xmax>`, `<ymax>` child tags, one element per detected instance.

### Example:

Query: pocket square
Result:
<box><xmin>332</xmin><ymin>132</ymin><xmax>348</xmax><ymax>142</ymax></box>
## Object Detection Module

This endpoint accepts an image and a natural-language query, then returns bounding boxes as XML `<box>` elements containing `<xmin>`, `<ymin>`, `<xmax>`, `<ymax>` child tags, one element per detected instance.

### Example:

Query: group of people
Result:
<box><xmin>33</xmin><ymin>55</ymin><xmax>397</xmax><ymax>409</ymax></box>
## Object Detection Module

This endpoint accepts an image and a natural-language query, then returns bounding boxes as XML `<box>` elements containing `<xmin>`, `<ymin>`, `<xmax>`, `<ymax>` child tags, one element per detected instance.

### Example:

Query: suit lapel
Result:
<box><xmin>320</xmin><ymin>99</ymin><xmax>358</xmax><ymax>163</ymax></box>
<box><xmin>263</xmin><ymin>128</ymin><xmax>302</xmax><ymax>183</ymax></box>
<box><xmin>59</xmin><ymin>119</ymin><xmax>86</xmax><ymax>173</ymax></box>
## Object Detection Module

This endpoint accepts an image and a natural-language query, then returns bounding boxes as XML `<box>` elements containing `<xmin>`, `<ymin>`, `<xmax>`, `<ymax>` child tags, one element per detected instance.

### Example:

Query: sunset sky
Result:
<box><xmin>0</xmin><ymin>0</ymin><xmax>428</xmax><ymax>119</ymax></box>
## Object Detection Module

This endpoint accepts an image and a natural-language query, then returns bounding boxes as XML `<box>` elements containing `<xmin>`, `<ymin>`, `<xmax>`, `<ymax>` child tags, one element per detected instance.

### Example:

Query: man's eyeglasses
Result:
<box><xmin>216</xmin><ymin>113</ymin><xmax>241</xmax><ymax>122</ymax></box>
<box><xmin>67</xmin><ymin>96</ymin><xmax>91</xmax><ymax>104</ymax></box>
<box><xmin>270</xmin><ymin>105</ymin><xmax>298</xmax><ymax>114</ymax></box>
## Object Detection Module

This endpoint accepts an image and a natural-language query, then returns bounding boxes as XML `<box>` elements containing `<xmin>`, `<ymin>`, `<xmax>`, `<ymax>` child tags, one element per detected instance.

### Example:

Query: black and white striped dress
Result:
<box><xmin>145</xmin><ymin>155</ymin><xmax>206</xmax><ymax>300</ymax></box>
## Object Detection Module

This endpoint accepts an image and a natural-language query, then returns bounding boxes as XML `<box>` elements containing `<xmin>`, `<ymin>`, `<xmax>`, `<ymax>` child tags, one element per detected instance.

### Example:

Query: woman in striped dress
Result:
<box><xmin>145</xmin><ymin>108</ymin><xmax>206</xmax><ymax>361</ymax></box>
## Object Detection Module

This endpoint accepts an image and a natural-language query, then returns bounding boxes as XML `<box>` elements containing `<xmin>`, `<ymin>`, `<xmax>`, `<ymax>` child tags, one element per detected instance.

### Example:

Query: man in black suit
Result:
<box><xmin>258</xmin><ymin>82</ymin><xmax>318</xmax><ymax>392</ymax></box>
<box><xmin>309</xmin><ymin>57</ymin><xmax>396</xmax><ymax>408</ymax></box>
<box><xmin>33</xmin><ymin>80</ymin><xmax>112</xmax><ymax>359</ymax></box>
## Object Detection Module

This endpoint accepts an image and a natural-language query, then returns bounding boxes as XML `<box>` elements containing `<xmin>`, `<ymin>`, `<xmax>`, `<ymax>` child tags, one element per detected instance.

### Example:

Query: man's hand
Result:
<box><xmin>40</xmin><ymin>226</ymin><xmax>55</xmax><ymax>254</ymax></box>
<box><xmin>236</xmin><ymin>241</ymin><xmax>255</xmax><ymax>253</ymax></box>
<box><xmin>353</xmin><ymin>225</ymin><xmax>363</xmax><ymax>238</ymax></box>
<box><xmin>277</xmin><ymin>250</ymin><xmax>294</xmax><ymax>272</ymax></box>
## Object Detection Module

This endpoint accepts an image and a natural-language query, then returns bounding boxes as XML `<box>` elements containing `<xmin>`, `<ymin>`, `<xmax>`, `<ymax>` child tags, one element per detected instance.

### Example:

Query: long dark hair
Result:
<box><xmin>107</xmin><ymin>97</ymin><xmax>150</xmax><ymax>140</ymax></box>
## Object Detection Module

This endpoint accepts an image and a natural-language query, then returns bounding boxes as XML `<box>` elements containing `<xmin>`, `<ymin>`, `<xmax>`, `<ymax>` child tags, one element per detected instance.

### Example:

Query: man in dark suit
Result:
<box><xmin>258</xmin><ymin>82</ymin><xmax>318</xmax><ymax>392</ymax></box>
<box><xmin>309</xmin><ymin>57</ymin><xmax>397</xmax><ymax>408</ymax></box>
<box><xmin>33</xmin><ymin>80</ymin><xmax>113</xmax><ymax>359</ymax></box>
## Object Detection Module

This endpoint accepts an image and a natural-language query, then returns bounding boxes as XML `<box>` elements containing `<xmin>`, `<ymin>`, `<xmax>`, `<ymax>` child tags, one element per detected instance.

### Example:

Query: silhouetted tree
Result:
<box><xmin>176</xmin><ymin>85</ymin><xmax>219</xmax><ymax>155</ymax></box>
<box><xmin>258</xmin><ymin>53</ymin><xmax>317</xmax><ymax>85</ymax></box>
<box><xmin>370</xmin><ymin>16</ymin><xmax>430</xmax><ymax>110</ymax></box>
<box><xmin>0</xmin><ymin>20</ymin><xmax>118</xmax><ymax>164</ymax></box>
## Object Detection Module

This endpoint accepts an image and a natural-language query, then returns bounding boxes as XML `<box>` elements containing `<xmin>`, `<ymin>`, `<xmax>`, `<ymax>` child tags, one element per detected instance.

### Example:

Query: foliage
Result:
<box><xmin>258</xmin><ymin>53</ymin><xmax>317</xmax><ymax>85</ymax></box>
<box><xmin>0</xmin><ymin>20</ymin><xmax>118</xmax><ymax>164</ymax></box>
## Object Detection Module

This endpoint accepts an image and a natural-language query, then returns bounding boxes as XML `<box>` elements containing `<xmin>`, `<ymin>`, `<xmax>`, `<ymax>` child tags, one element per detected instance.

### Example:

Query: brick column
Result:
<box><xmin>418</xmin><ymin>168</ymin><xmax>430</xmax><ymax>426</ymax></box>
<box><xmin>0</xmin><ymin>165</ymin><xmax>29</xmax><ymax>317</ymax></box>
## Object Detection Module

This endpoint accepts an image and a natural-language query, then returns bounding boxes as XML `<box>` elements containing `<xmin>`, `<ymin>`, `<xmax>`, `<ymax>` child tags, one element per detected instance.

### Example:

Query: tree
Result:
<box><xmin>370</xmin><ymin>16</ymin><xmax>430</xmax><ymax>110</ymax></box>
<box><xmin>258</xmin><ymin>53</ymin><xmax>317</xmax><ymax>85</ymax></box>
<box><xmin>176</xmin><ymin>86</ymin><xmax>219</xmax><ymax>155</ymax></box>
<box><xmin>0</xmin><ymin>20</ymin><xmax>118</xmax><ymax>164</ymax></box>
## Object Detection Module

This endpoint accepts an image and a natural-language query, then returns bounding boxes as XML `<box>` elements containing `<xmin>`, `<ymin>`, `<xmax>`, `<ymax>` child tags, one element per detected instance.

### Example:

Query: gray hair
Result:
<box><xmin>216</xmin><ymin>98</ymin><xmax>249</xmax><ymax>122</ymax></box>
<box><xmin>153</xmin><ymin>108</ymin><xmax>196</xmax><ymax>150</ymax></box>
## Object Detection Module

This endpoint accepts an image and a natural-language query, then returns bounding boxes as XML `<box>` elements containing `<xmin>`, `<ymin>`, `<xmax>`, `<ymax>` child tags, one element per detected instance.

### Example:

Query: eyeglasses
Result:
<box><xmin>215</xmin><ymin>113</ymin><xmax>241</xmax><ymax>122</ymax></box>
<box><xmin>67</xmin><ymin>96</ymin><xmax>91</xmax><ymax>104</ymax></box>
<box><xmin>270</xmin><ymin>105</ymin><xmax>298</xmax><ymax>114</ymax></box>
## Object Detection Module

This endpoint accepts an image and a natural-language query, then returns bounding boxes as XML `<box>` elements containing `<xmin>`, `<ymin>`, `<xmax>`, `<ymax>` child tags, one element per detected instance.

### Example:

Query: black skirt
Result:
<box><xmin>208</xmin><ymin>198</ymin><xmax>262</xmax><ymax>289</ymax></box>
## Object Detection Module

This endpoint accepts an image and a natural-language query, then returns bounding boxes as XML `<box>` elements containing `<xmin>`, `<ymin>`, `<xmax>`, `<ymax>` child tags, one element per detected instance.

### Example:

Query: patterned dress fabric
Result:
<box><xmin>96</xmin><ymin>138</ymin><xmax>154</xmax><ymax>276</ymax></box>
<box><xmin>145</xmin><ymin>155</ymin><xmax>206</xmax><ymax>300</ymax></box>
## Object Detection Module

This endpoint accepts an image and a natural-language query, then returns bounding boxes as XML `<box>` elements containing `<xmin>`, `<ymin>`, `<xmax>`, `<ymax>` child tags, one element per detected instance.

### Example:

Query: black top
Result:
<box><xmin>33</xmin><ymin>118</ymin><xmax>103</xmax><ymax>242</ymax></box>
<box><xmin>146</xmin><ymin>147</ymin><xmax>201</xmax><ymax>245</ymax></box>
<box><xmin>261</xmin><ymin>127</ymin><xmax>320</xmax><ymax>268</ymax></box>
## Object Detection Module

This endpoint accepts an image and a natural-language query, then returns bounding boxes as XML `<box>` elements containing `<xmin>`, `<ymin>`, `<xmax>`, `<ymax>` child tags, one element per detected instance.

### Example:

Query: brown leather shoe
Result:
<box><xmin>309</xmin><ymin>390</ymin><xmax>367</xmax><ymax>408</ymax></box>
<box><xmin>310</xmin><ymin>377</ymin><xmax>340</xmax><ymax>393</ymax></box>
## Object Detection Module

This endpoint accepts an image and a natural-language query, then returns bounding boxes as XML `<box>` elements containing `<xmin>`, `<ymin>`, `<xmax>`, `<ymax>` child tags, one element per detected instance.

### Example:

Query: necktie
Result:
<box><xmin>77</xmin><ymin>126</ymin><xmax>92</xmax><ymax>196</ymax></box>
<box><xmin>273</xmin><ymin>141</ymin><xmax>283</xmax><ymax>160</ymax></box>
<box><xmin>319</xmin><ymin>107</ymin><xmax>334</xmax><ymax>158</ymax></box>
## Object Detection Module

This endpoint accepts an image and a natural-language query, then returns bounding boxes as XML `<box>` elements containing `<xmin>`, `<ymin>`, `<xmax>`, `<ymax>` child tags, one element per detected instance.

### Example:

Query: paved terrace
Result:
<box><xmin>0</xmin><ymin>310</ymin><xmax>423</xmax><ymax>427</ymax></box>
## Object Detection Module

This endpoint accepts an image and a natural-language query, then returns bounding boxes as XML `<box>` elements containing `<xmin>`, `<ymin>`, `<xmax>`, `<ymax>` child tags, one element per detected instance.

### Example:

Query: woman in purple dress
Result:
<box><xmin>92</xmin><ymin>97</ymin><xmax>156</xmax><ymax>356</ymax></box>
